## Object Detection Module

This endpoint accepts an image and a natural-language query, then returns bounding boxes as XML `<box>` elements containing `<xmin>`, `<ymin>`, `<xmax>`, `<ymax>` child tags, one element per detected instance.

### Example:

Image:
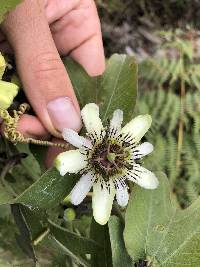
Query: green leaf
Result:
<box><xmin>48</xmin><ymin>219</ymin><xmax>101</xmax><ymax>267</ymax></box>
<box><xmin>49</xmin><ymin>235</ymin><xmax>90</xmax><ymax>267</ymax></box>
<box><xmin>90</xmin><ymin>219</ymin><xmax>113</xmax><ymax>267</ymax></box>
<box><xmin>16</xmin><ymin>144</ymin><xmax>41</xmax><ymax>181</ymax></box>
<box><xmin>48</xmin><ymin>219</ymin><xmax>100</xmax><ymax>255</ymax></box>
<box><xmin>64</xmin><ymin>57</ymin><xmax>99</xmax><ymax>107</ymax></box>
<box><xmin>65</xmin><ymin>54</ymin><xmax>137</xmax><ymax>124</ymax></box>
<box><xmin>124</xmin><ymin>173</ymin><xmax>200</xmax><ymax>266</ymax></box>
<box><xmin>19</xmin><ymin>205</ymin><xmax>46</xmax><ymax>241</ymax></box>
<box><xmin>108</xmin><ymin>216</ymin><xmax>133</xmax><ymax>267</ymax></box>
<box><xmin>11</xmin><ymin>204</ymin><xmax>37</xmax><ymax>262</ymax></box>
<box><xmin>15</xmin><ymin>168</ymin><xmax>79</xmax><ymax>209</ymax></box>
<box><xmin>100</xmin><ymin>55</ymin><xmax>137</xmax><ymax>123</ymax></box>
<box><xmin>0</xmin><ymin>184</ymin><xmax>13</xmax><ymax>204</ymax></box>
<box><xmin>0</xmin><ymin>0</ymin><xmax>22</xmax><ymax>24</ymax></box>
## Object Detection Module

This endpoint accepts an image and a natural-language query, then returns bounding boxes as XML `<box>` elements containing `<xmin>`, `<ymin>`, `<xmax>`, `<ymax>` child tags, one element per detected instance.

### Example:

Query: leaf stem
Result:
<box><xmin>33</xmin><ymin>228</ymin><xmax>50</xmax><ymax>246</ymax></box>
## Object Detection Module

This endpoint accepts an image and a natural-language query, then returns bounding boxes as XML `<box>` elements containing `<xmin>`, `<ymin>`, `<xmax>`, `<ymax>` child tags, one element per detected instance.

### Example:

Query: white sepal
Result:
<box><xmin>127</xmin><ymin>165</ymin><xmax>158</xmax><ymax>189</ymax></box>
<box><xmin>92</xmin><ymin>180</ymin><xmax>116</xmax><ymax>225</ymax></box>
<box><xmin>121</xmin><ymin>115</ymin><xmax>152</xmax><ymax>143</ymax></box>
<box><xmin>55</xmin><ymin>149</ymin><xmax>87</xmax><ymax>176</ymax></box>
<box><xmin>62</xmin><ymin>128</ymin><xmax>92</xmax><ymax>149</ymax></box>
<box><xmin>81</xmin><ymin>103</ymin><xmax>103</xmax><ymax>136</ymax></box>
<box><xmin>115</xmin><ymin>181</ymin><xmax>129</xmax><ymax>207</ymax></box>
<box><xmin>133</xmin><ymin>142</ymin><xmax>154</xmax><ymax>159</ymax></box>
<box><xmin>110</xmin><ymin>109</ymin><xmax>123</xmax><ymax>133</ymax></box>
<box><xmin>70</xmin><ymin>172</ymin><xmax>93</xmax><ymax>205</ymax></box>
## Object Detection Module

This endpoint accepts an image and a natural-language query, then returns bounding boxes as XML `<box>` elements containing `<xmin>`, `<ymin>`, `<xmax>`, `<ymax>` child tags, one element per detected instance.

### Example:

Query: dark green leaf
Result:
<box><xmin>108</xmin><ymin>216</ymin><xmax>133</xmax><ymax>267</ymax></box>
<box><xmin>48</xmin><ymin>219</ymin><xmax>100</xmax><ymax>255</ymax></box>
<box><xmin>11</xmin><ymin>204</ymin><xmax>36</xmax><ymax>262</ymax></box>
<box><xmin>124</xmin><ymin>172</ymin><xmax>200</xmax><ymax>266</ymax></box>
<box><xmin>49</xmin><ymin>235</ymin><xmax>89</xmax><ymax>267</ymax></box>
<box><xmin>65</xmin><ymin>54</ymin><xmax>137</xmax><ymax>124</ymax></box>
<box><xmin>19</xmin><ymin>205</ymin><xmax>46</xmax><ymax>241</ymax></box>
<box><xmin>90</xmin><ymin>218</ymin><xmax>113</xmax><ymax>267</ymax></box>
<box><xmin>64</xmin><ymin>57</ymin><xmax>99</xmax><ymax>107</ymax></box>
<box><xmin>15</xmin><ymin>168</ymin><xmax>79</xmax><ymax>209</ymax></box>
<box><xmin>0</xmin><ymin>184</ymin><xmax>13</xmax><ymax>204</ymax></box>
<box><xmin>100</xmin><ymin>54</ymin><xmax>137</xmax><ymax>123</ymax></box>
<box><xmin>16</xmin><ymin>144</ymin><xmax>41</xmax><ymax>181</ymax></box>
<box><xmin>29</xmin><ymin>144</ymin><xmax>47</xmax><ymax>173</ymax></box>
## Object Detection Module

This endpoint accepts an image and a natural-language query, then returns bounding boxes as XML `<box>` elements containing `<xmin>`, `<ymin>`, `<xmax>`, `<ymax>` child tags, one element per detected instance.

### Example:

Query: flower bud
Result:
<box><xmin>64</xmin><ymin>208</ymin><xmax>76</xmax><ymax>222</ymax></box>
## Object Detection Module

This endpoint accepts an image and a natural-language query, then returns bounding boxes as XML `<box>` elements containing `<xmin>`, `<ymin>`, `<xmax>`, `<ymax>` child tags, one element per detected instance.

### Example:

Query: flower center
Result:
<box><xmin>107</xmin><ymin>152</ymin><xmax>116</xmax><ymax>163</ymax></box>
<box><xmin>90</xmin><ymin>139</ymin><xmax>131</xmax><ymax>181</ymax></box>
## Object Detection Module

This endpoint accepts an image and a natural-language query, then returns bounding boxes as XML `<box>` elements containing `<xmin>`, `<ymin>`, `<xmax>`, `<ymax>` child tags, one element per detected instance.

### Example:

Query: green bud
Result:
<box><xmin>0</xmin><ymin>81</ymin><xmax>19</xmax><ymax>109</ymax></box>
<box><xmin>64</xmin><ymin>208</ymin><xmax>76</xmax><ymax>222</ymax></box>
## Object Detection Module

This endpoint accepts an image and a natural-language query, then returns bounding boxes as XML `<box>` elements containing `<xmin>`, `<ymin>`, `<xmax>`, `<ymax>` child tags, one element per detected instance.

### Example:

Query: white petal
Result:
<box><xmin>70</xmin><ymin>172</ymin><xmax>93</xmax><ymax>205</ymax></box>
<box><xmin>62</xmin><ymin>128</ymin><xmax>92</xmax><ymax>149</ymax></box>
<box><xmin>110</xmin><ymin>109</ymin><xmax>123</xmax><ymax>131</ymax></box>
<box><xmin>121</xmin><ymin>115</ymin><xmax>152</xmax><ymax>143</ymax></box>
<box><xmin>92</xmin><ymin>180</ymin><xmax>116</xmax><ymax>225</ymax></box>
<box><xmin>55</xmin><ymin>150</ymin><xmax>87</xmax><ymax>176</ymax></box>
<box><xmin>133</xmin><ymin>142</ymin><xmax>154</xmax><ymax>159</ymax></box>
<box><xmin>81</xmin><ymin>103</ymin><xmax>103</xmax><ymax>136</ymax></box>
<box><xmin>127</xmin><ymin>165</ymin><xmax>159</xmax><ymax>189</ymax></box>
<box><xmin>116</xmin><ymin>181</ymin><xmax>129</xmax><ymax>207</ymax></box>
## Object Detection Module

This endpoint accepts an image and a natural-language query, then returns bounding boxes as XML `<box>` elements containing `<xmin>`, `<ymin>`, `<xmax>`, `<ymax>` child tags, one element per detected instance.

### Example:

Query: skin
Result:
<box><xmin>0</xmin><ymin>0</ymin><xmax>105</xmax><ymax>165</ymax></box>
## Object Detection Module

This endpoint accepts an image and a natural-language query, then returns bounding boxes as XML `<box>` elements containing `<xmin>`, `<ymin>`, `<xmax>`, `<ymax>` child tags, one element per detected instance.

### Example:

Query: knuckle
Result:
<box><xmin>31</xmin><ymin>51</ymin><xmax>63</xmax><ymax>79</ymax></box>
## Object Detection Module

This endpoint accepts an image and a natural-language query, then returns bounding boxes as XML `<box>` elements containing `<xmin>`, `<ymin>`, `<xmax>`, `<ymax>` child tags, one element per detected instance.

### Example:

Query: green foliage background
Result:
<box><xmin>137</xmin><ymin>30</ymin><xmax>200</xmax><ymax>207</ymax></box>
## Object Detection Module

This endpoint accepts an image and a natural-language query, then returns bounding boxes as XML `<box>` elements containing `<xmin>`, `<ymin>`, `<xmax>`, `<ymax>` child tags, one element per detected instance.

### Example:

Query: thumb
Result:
<box><xmin>1</xmin><ymin>0</ymin><xmax>82</xmax><ymax>137</ymax></box>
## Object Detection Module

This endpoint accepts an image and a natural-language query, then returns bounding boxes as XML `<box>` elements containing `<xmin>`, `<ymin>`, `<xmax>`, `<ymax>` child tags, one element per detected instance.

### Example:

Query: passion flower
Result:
<box><xmin>55</xmin><ymin>103</ymin><xmax>158</xmax><ymax>225</ymax></box>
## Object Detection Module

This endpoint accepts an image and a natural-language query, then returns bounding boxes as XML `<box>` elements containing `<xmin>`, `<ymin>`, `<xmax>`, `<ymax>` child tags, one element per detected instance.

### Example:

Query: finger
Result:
<box><xmin>45</xmin><ymin>0</ymin><xmax>80</xmax><ymax>24</ymax></box>
<box><xmin>17</xmin><ymin>114</ymin><xmax>50</xmax><ymax>139</ymax></box>
<box><xmin>1</xmin><ymin>114</ymin><xmax>49</xmax><ymax>140</ymax></box>
<box><xmin>70</xmin><ymin>34</ymin><xmax>105</xmax><ymax>76</ymax></box>
<box><xmin>50</xmin><ymin>0</ymin><xmax>105</xmax><ymax>76</ymax></box>
<box><xmin>1</xmin><ymin>0</ymin><xmax>82</xmax><ymax>138</ymax></box>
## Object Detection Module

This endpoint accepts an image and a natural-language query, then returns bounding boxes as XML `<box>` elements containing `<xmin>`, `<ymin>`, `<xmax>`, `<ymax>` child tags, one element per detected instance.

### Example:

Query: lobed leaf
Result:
<box><xmin>16</xmin><ymin>144</ymin><xmax>41</xmax><ymax>181</ymax></box>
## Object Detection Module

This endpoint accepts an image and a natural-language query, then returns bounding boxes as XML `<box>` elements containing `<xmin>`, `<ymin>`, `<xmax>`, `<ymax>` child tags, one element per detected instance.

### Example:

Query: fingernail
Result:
<box><xmin>47</xmin><ymin>97</ymin><xmax>82</xmax><ymax>132</ymax></box>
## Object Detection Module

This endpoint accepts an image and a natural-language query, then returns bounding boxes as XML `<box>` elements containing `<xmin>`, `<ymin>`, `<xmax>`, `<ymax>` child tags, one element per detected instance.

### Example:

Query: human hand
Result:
<box><xmin>0</xmin><ymin>0</ymin><xmax>105</xmax><ymax>140</ymax></box>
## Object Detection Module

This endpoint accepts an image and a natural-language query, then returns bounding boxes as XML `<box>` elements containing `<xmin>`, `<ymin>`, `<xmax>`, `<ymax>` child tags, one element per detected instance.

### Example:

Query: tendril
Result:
<box><xmin>0</xmin><ymin>103</ymin><xmax>69</xmax><ymax>149</ymax></box>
